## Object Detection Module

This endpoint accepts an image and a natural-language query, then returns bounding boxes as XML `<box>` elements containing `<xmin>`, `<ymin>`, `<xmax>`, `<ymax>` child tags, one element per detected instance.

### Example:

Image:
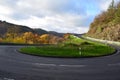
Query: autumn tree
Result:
<box><xmin>48</xmin><ymin>35</ymin><xmax>59</xmax><ymax>44</ymax></box>
<box><xmin>32</xmin><ymin>34</ymin><xmax>40</xmax><ymax>44</ymax></box>
<box><xmin>6</xmin><ymin>26</ymin><xmax>20</xmax><ymax>39</ymax></box>
<box><xmin>63</xmin><ymin>33</ymin><xmax>71</xmax><ymax>40</ymax></box>
<box><xmin>39</xmin><ymin>34</ymin><xmax>64</xmax><ymax>44</ymax></box>
<box><xmin>13</xmin><ymin>37</ymin><xmax>25</xmax><ymax>43</ymax></box>
<box><xmin>114</xmin><ymin>2</ymin><xmax>120</xmax><ymax>24</ymax></box>
<box><xmin>22</xmin><ymin>32</ymin><xmax>34</xmax><ymax>44</ymax></box>
<box><xmin>5</xmin><ymin>26</ymin><xmax>20</xmax><ymax>42</ymax></box>
<box><xmin>39</xmin><ymin>34</ymin><xmax>49</xmax><ymax>44</ymax></box>
<box><xmin>13</xmin><ymin>32</ymin><xmax>41</xmax><ymax>44</ymax></box>
<box><xmin>0</xmin><ymin>38</ymin><xmax>2</xmax><ymax>42</ymax></box>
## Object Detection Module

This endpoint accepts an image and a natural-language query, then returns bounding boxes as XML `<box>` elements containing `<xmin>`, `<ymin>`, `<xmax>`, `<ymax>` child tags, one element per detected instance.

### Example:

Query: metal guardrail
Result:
<box><xmin>82</xmin><ymin>36</ymin><xmax>120</xmax><ymax>46</ymax></box>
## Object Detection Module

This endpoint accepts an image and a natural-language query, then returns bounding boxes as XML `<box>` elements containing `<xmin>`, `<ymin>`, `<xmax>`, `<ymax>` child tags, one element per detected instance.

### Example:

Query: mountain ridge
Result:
<box><xmin>0</xmin><ymin>20</ymin><xmax>81</xmax><ymax>38</ymax></box>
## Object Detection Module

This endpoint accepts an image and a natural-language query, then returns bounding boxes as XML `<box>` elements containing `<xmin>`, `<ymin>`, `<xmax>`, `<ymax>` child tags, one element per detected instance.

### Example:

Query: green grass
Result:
<box><xmin>80</xmin><ymin>45</ymin><xmax>115</xmax><ymax>57</ymax></box>
<box><xmin>19</xmin><ymin>36</ymin><xmax>115</xmax><ymax>58</ymax></box>
<box><xmin>20</xmin><ymin>46</ymin><xmax>80</xmax><ymax>57</ymax></box>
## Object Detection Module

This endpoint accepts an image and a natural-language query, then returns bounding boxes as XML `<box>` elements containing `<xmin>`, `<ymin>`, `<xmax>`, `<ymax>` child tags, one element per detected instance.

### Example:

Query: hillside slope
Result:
<box><xmin>0</xmin><ymin>20</ymin><xmax>65</xmax><ymax>37</ymax></box>
<box><xmin>0</xmin><ymin>21</ymin><xmax>49</xmax><ymax>37</ymax></box>
<box><xmin>87</xmin><ymin>0</ymin><xmax>120</xmax><ymax>42</ymax></box>
<box><xmin>0</xmin><ymin>21</ymin><xmax>35</xmax><ymax>36</ymax></box>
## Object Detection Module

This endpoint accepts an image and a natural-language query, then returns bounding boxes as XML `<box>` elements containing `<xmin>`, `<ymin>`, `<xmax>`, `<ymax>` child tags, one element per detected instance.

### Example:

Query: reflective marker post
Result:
<box><xmin>79</xmin><ymin>47</ymin><xmax>82</xmax><ymax>55</ymax></box>
<box><xmin>105</xmin><ymin>40</ymin><xmax>108</xmax><ymax>53</ymax></box>
<box><xmin>105</xmin><ymin>40</ymin><xmax>108</xmax><ymax>45</ymax></box>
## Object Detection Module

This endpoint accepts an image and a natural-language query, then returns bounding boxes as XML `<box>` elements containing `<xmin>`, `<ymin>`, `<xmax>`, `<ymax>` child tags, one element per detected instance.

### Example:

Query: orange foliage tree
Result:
<box><xmin>22</xmin><ymin>32</ymin><xmax>34</xmax><ymax>44</ymax></box>
<box><xmin>0</xmin><ymin>38</ymin><xmax>2</xmax><ymax>42</ymax></box>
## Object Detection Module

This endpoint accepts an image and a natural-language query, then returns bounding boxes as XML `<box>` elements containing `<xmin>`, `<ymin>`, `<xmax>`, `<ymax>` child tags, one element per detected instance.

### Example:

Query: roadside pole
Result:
<box><xmin>79</xmin><ymin>47</ymin><xmax>82</xmax><ymax>55</ymax></box>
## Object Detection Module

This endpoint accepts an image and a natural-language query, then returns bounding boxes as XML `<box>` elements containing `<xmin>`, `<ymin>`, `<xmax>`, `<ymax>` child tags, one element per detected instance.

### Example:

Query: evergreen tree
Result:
<box><xmin>106</xmin><ymin>0</ymin><xmax>116</xmax><ymax>22</ymax></box>
<box><xmin>108</xmin><ymin>0</ymin><xmax>115</xmax><ymax>10</ymax></box>
<box><xmin>114</xmin><ymin>2</ymin><xmax>120</xmax><ymax>24</ymax></box>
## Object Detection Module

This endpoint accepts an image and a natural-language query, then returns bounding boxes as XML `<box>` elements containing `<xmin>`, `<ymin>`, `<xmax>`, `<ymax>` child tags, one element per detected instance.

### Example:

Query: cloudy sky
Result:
<box><xmin>0</xmin><ymin>0</ymin><xmax>119</xmax><ymax>33</ymax></box>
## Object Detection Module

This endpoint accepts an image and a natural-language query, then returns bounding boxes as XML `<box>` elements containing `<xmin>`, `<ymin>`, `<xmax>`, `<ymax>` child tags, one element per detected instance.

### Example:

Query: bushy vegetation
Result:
<box><xmin>87</xmin><ymin>0</ymin><xmax>120</xmax><ymax>41</ymax></box>
<box><xmin>0</xmin><ymin>21</ymin><xmax>65</xmax><ymax>44</ymax></box>
<box><xmin>0</xmin><ymin>28</ymin><xmax>64</xmax><ymax>44</ymax></box>
<box><xmin>0</xmin><ymin>27</ymin><xmax>81</xmax><ymax>45</ymax></box>
<box><xmin>63</xmin><ymin>34</ymin><xmax>85</xmax><ymax>45</ymax></box>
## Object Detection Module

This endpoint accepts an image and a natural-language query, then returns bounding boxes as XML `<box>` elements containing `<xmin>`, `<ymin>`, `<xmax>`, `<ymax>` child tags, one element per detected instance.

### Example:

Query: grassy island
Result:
<box><xmin>19</xmin><ymin>35</ymin><xmax>115</xmax><ymax>58</ymax></box>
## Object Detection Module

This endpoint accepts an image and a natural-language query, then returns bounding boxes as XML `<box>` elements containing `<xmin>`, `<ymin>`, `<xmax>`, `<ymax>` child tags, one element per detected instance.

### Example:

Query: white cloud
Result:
<box><xmin>99</xmin><ymin>0</ymin><xmax>112</xmax><ymax>11</ymax></box>
<box><xmin>99</xmin><ymin>0</ymin><xmax>120</xmax><ymax>11</ymax></box>
<box><xmin>13</xmin><ymin>14</ymin><xmax>89</xmax><ymax>33</ymax></box>
<box><xmin>15</xmin><ymin>0</ymin><xmax>70</xmax><ymax>17</ymax></box>
<box><xmin>0</xmin><ymin>5</ymin><xmax>13</xmax><ymax>15</ymax></box>
<box><xmin>0</xmin><ymin>0</ymin><xmax>116</xmax><ymax>34</ymax></box>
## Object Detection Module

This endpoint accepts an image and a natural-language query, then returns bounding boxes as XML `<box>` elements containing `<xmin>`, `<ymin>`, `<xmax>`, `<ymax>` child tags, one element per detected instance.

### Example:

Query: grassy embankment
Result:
<box><xmin>20</xmin><ymin>35</ymin><xmax>115</xmax><ymax>58</ymax></box>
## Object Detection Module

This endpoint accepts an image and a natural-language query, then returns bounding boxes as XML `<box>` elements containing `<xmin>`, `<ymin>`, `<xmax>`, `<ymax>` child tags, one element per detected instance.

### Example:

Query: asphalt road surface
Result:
<box><xmin>0</xmin><ymin>45</ymin><xmax>120</xmax><ymax>80</ymax></box>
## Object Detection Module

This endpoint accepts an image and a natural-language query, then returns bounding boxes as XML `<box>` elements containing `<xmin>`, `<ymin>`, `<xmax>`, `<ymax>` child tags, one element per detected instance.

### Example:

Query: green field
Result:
<box><xmin>20</xmin><ymin>35</ymin><xmax>115</xmax><ymax>58</ymax></box>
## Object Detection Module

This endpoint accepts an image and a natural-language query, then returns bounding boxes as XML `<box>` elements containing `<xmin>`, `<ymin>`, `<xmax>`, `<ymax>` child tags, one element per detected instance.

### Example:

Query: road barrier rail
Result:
<box><xmin>82</xmin><ymin>36</ymin><xmax>120</xmax><ymax>46</ymax></box>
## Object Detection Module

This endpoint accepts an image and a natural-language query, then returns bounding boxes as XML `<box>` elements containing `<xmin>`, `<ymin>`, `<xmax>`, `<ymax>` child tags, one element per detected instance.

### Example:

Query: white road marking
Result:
<box><xmin>108</xmin><ymin>63</ymin><xmax>120</xmax><ymax>66</ymax></box>
<box><xmin>3</xmin><ymin>78</ymin><xmax>15</xmax><ymax>80</ymax></box>
<box><xmin>33</xmin><ymin>63</ymin><xmax>86</xmax><ymax>67</ymax></box>
<box><xmin>59</xmin><ymin>64</ymin><xmax>86</xmax><ymax>67</ymax></box>
<box><xmin>34</xmin><ymin>63</ymin><xmax>57</xmax><ymax>66</ymax></box>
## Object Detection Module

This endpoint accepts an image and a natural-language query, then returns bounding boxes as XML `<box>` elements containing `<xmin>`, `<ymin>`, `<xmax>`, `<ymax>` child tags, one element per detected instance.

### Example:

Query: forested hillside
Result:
<box><xmin>0</xmin><ymin>20</ymin><xmax>79</xmax><ymax>44</ymax></box>
<box><xmin>0</xmin><ymin>21</ymin><xmax>66</xmax><ymax>44</ymax></box>
<box><xmin>87</xmin><ymin>0</ymin><xmax>120</xmax><ymax>42</ymax></box>
<box><xmin>0</xmin><ymin>21</ymin><xmax>35</xmax><ymax>36</ymax></box>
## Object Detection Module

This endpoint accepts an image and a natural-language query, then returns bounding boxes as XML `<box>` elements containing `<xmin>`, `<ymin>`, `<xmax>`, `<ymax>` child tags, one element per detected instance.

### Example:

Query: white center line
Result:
<box><xmin>34</xmin><ymin>63</ymin><xmax>57</xmax><ymax>66</ymax></box>
<box><xmin>33</xmin><ymin>63</ymin><xmax>86</xmax><ymax>67</ymax></box>
<box><xmin>59</xmin><ymin>64</ymin><xmax>86</xmax><ymax>67</ymax></box>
